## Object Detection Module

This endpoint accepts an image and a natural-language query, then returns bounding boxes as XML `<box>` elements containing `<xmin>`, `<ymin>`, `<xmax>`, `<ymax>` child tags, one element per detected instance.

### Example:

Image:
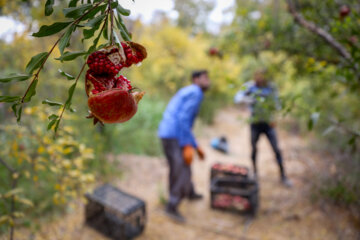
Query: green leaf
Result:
<box><xmin>83</xmin><ymin>15</ymin><xmax>104</xmax><ymax>39</ymax></box>
<box><xmin>45</xmin><ymin>0</ymin><xmax>55</xmax><ymax>16</ymax></box>
<box><xmin>84</xmin><ymin>13</ymin><xmax>106</xmax><ymax>28</ymax></box>
<box><xmin>11</xmin><ymin>103</ymin><xmax>19</xmax><ymax>118</ymax></box>
<box><xmin>63</xmin><ymin>3</ymin><xmax>92</xmax><ymax>19</ymax></box>
<box><xmin>25</xmin><ymin>52</ymin><xmax>48</xmax><ymax>74</ymax></box>
<box><xmin>110</xmin><ymin>1</ymin><xmax>119</xmax><ymax>9</ymax></box>
<box><xmin>87</xmin><ymin>21</ymin><xmax>104</xmax><ymax>53</ymax></box>
<box><xmin>32</xmin><ymin>21</ymin><xmax>73</xmax><ymax>38</ymax></box>
<box><xmin>48</xmin><ymin>114</ymin><xmax>59</xmax><ymax>120</ymax></box>
<box><xmin>81</xmin><ymin>4</ymin><xmax>107</xmax><ymax>21</ymax></box>
<box><xmin>117</xmin><ymin>4</ymin><xmax>130</xmax><ymax>16</ymax></box>
<box><xmin>55</xmin><ymin>51</ymin><xmax>87</xmax><ymax>62</ymax></box>
<box><xmin>68</xmin><ymin>0</ymin><xmax>79</xmax><ymax>7</ymax></box>
<box><xmin>48</xmin><ymin>119</ymin><xmax>58</xmax><ymax>130</ymax></box>
<box><xmin>59</xmin><ymin>25</ymin><xmax>76</xmax><ymax>55</ymax></box>
<box><xmin>103</xmin><ymin>19</ymin><xmax>108</xmax><ymax>40</ymax></box>
<box><xmin>58</xmin><ymin>69</ymin><xmax>75</xmax><ymax>80</ymax></box>
<box><xmin>308</xmin><ymin>112</ymin><xmax>320</xmax><ymax>131</ymax></box>
<box><xmin>119</xmin><ymin>28</ymin><xmax>131</xmax><ymax>42</ymax></box>
<box><xmin>17</xmin><ymin>105</ymin><xmax>22</xmax><ymax>122</ymax></box>
<box><xmin>23</xmin><ymin>79</ymin><xmax>38</xmax><ymax>103</ymax></box>
<box><xmin>54</xmin><ymin>119</ymin><xmax>61</xmax><ymax>133</ymax></box>
<box><xmin>0</xmin><ymin>74</ymin><xmax>31</xmax><ymax>83</ymax></box>
<box><xmin>42</xmin><ymin>99</ymin><xmax>63</xmax><ymax>107</ymax></box>
<box><xmin>65</xmin><ymin>83</ymin><xmax>77</xmax><ymax>108</ymax></box>
<box><xmin>0</xmin><ymin>96</ymin><xmax>21</xmax><ymax>102</ymax></box>
<box><xmin>115</xmin><ymin>15</ymin><xmax>131</xmax><ymax>41</ymax></box>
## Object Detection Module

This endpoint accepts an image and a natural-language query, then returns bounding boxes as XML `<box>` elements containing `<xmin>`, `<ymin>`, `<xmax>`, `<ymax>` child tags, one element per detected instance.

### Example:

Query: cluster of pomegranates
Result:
<box><xmin>85</xmin><ymin>42</ymin><xmax>147</xmax><ymax>124</ymax></box>
<box><xmin>212</xmin><ymin>163</ymin><xmax>248</xmax><ymax>176</ymax></box>
<box><xmin>213</xmin><ymin>194</ymin><xmax>250</xmax><ymax>210</ymax></box>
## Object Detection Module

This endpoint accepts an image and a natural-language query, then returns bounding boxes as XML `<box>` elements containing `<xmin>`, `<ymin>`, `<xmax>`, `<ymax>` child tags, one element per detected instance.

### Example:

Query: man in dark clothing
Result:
<box><xmin>158</xmin><ymin>70</ymin><xmax>210</xmax><ymax>222</ymax></box>
<box><xmin>234</xmin><ymin>69</ymin><xmax>292</xmax><ymax>187</ymax></box>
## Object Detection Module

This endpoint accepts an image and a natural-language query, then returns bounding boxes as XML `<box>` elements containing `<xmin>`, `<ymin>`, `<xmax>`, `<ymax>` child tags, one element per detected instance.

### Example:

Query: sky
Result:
<box><xmin>0</xmin><ymin>0</ymin><xmax>235</xmax><ymax>42</ymax></box>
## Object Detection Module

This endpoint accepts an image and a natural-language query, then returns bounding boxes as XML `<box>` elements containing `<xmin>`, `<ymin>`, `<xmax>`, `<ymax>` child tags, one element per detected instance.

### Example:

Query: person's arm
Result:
<box><xmin>234</xmin><ymin>81</ymin><xmax>254</xmax><ymax>104</ymax></box>
<box><xmin>178</xmin><ymin>91</ymin><xmax>203</xmax><ymax>148</ymax></box>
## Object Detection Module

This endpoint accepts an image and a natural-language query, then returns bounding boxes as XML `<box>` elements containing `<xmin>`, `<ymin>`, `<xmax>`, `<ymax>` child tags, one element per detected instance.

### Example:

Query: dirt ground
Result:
<box><xmin>3</xmin><ymin>108</ymin><xmax>359</xmax><ymax>240</ymax></box>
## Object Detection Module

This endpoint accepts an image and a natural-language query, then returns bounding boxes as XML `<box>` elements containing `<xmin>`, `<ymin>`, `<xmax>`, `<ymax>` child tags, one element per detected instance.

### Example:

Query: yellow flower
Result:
<box><xmin>37</xmin><ymin>146</ymin><xmax>45</xmax><ymax>154</ymax></box>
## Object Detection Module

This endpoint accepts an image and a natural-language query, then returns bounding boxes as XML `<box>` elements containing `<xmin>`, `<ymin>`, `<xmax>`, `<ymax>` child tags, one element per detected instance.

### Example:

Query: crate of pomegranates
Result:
<box><xmin>210</xmin><ymin>177</ymin><xmax>258</xmax><ymax>215</ymax></box>
<box><xmin>85</xmin><ymin>184</ymin><xmax>146</xmax><ymax>240</ymax></box>
<box><xmin>210</xmin><ymin>162</ymin><xmax>249</xmax><ymax>180</ymax></box>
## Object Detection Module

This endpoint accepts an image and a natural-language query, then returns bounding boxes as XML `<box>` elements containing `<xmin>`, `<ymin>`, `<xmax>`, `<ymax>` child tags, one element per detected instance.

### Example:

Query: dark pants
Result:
<box><xmin>250</xmin><ymin>122</ymin><xmax>286</xmax><ymax>179</ymax></box>
<box><xmin>161</xmin><ymin>138</ymin><xmax>193</xmax><ymax>208</ymax></box>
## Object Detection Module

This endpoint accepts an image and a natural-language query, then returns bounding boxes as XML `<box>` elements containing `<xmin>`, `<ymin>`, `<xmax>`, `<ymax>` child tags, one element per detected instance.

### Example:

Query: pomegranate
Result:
<box><xmin>339</xmin><ymin>5</ymin><xmax>350</xmax><ymax>19</ymax></box>
<box><xmin>208</xmin><ymin>47</ymin><xmax>219</xmax><ymax>56</ymax></box>
<box><xmin>85</xmin><ymin>42</ymin><xmax>147</xmax><ymax>124</ymax></box>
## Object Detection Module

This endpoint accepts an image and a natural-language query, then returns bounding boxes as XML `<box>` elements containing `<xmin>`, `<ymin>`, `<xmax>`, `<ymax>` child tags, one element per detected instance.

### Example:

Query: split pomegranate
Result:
<box><xmin>85</xmin><ymin>42</ymin><xmax>147</xmax><ymax>124</ymax></box>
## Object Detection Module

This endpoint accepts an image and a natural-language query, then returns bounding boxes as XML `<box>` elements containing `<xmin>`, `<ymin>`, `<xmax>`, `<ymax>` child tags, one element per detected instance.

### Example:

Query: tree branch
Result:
<box><xmin>0</xmin><ymin>158</ymin><xmax>15</xmax><ymax>173</ymax></box>
<box><xmin>286</xmin><ymin>0</ymin><xmax>352</xmax><ymax>61</ymax></box>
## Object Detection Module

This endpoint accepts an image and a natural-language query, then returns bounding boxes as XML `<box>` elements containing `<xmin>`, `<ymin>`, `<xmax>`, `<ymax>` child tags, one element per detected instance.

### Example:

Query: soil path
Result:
<box><xmin>4</xmin><ymin>108</ymin><xmax>357</xmax><ymax>240</ymax></box>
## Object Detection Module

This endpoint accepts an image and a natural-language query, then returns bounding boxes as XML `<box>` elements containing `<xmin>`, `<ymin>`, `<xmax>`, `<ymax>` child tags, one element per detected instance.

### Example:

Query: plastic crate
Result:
<box><xmin>210</xmin><ymin>177</ymin><xmax>258</xmax><ymax>215</ymax></box>
<box><xmin>85</xmin><ymin>184</ymin><xmax>146</xmax><ymax>240</ymax></box>
<box><xmin>210</xmin><ymin>163</ymin><xmax>249</xmax><ymax>180</ymax></box>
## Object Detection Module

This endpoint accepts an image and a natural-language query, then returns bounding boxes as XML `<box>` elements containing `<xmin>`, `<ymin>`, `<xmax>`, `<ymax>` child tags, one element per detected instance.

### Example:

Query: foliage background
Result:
<box><xmin>0</xmin><ymin>0</ymin><xmax>359</xmax><ymax>234</ymax></box>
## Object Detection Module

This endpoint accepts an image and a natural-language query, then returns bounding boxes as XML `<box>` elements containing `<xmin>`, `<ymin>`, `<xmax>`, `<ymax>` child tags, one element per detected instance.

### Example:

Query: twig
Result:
<box><xmin>56</xmin><ymin>62</ymin><xmax>87</xmax><ymax>133</ymax></box>
<box><xmin>0</xmin><ymin>157</ymin><xmax>15</xmax><ymax>173</ymax></box>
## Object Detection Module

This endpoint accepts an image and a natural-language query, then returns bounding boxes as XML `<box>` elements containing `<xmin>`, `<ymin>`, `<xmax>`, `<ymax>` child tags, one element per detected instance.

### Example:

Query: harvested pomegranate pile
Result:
<box><xmin>85</xmin><ymin>42</ymin><xmax>147</xmax><ymax>124</ymax></box>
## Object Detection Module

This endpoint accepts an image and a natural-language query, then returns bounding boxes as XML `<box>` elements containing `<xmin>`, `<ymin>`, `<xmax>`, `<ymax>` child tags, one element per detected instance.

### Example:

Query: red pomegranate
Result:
<box><xmin>339</xmin><ymin>5</ymin><xmax>350</xmax><ymax>19</ymax></box>
<box><xmin>85</xmin><ymin>42</ymin><xmax>147</xmax><ymax>124</ymax></box>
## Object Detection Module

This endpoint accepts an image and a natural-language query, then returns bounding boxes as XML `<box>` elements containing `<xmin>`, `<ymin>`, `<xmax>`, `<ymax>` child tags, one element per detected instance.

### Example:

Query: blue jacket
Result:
<box><xmin>158</xmin><ymin>84</ymin><xmax>204</xmax><ymax>147</ymax></box>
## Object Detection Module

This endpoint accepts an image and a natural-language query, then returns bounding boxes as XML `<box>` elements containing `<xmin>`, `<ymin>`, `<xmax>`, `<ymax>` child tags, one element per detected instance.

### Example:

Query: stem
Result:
<box><xmin>56</xmin><ymin>62</ymin><xmax>87</xmax><ymax>134</ymax></box>
<box><xmin>108</xmin><ymin>0</ymin><xmax>114</xmax><ymax>45</ymax></box>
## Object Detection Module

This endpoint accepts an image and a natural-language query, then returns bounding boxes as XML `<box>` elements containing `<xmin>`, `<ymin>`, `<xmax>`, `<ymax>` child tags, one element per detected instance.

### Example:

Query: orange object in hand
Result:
<box><xmin>183</xmin><ymin>145</ymin><xmax>194</xmax><ymax>166</ymax></box>
<box><xmin>196</xmin><ymin>147</ymin><xmax>205</xmax><ymax>160</ymax></box>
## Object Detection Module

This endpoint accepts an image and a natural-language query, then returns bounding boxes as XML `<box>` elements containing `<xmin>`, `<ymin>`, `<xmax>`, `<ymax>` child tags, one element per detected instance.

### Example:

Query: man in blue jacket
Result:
<box><xmin>158</xmin><ymin>70</ymin><xmax>210</xmax><ymax>222</ymax></box>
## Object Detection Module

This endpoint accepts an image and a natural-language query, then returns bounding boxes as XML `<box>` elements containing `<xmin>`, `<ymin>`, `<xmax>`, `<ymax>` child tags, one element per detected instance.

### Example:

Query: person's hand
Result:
<box><xmin>183</xmin><ymin>145</ymin><xmax>194</xmax><ymax>166</ymax></box>
<box><xmin>196</xmin><ymin>147</ymin><xmax>205</xmax><ymax>160</ymax></box>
